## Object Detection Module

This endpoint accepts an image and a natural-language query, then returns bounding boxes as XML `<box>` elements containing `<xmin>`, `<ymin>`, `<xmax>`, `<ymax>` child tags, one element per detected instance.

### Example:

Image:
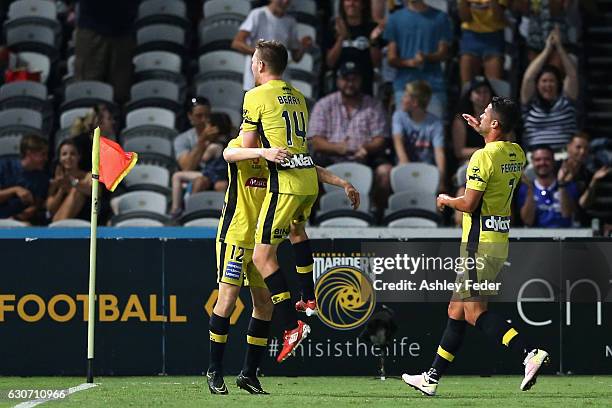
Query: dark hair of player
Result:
<box><xmin>491</xmin><ymin>96</ymin><xmax>521</xmax><ymax>134</ymax></box>
<box><xmin>255</xmin><ymin>39</ymin><xmax>288</xmax><ymax>76</ymax></box>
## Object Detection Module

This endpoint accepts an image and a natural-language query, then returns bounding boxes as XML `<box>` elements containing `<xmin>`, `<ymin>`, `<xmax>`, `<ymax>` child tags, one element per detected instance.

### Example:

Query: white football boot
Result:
<box><xmin>520</xmin><ymin>349</ymin><xmax>550</xmax><ymax>391</ymax></box>
<box><xmin>402</xmin><ymin>372</ymin><xmax>438</xmax><ymax>396</ymax></box>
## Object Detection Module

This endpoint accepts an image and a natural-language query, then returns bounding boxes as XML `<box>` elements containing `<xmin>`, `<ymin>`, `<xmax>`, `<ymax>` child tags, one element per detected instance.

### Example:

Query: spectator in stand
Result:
<box><xmin>518</xmin><ymin>145</ymin><xmax>579</xmax><ymax>227</ymax></box>
<box><xmin>514</xmin><ymin>0</ymin><xmax>574</xmax><ymax>68</ymax></box>
<box><xmin>392</xmin><ymin>80</ymin><xmax>447</xmax><ymax>193</ymax></box>
<box><xmin>0</xmin><ymin>135</ymin><xmax>49</xmax><ymax>224</ymax></box>
<box><xmin>174</xmin><ymin>97</ymin><xmax>212</xmax><ymax>171</ymax></box>
<box><xmin>73</xmin><ymin>0</ymin><xmax>138</xmax><ymax>104</ymax></box>
<box><xmin>325</xmin><ymin>0</ymin><xmax>383</xmax><ymax>95</ymax></box>
<box><xmin>457</xmin><ymin>0</ymin><xmax>508</xmax><ymax>84</ymax></box>
<box><xmin>231</xmin><ymin>0</ymin><xmax>312</xmax><ymax>91</ymax></box>
<box><xmin>46</xmin><ymin>140</ymin><xmax>92</xmax><ymax>222</ymax></box>
<box><xmin>452</xmin><ymin>76</ymin><xmax>493</xmax><ymax>164</ymax></box>
<box><xmin>520</xmin><ymin>27</ymin><xmax>578</xmax><ymax>150</ymax></box>
<box><xmin>70</xmin><ymin>103</ymin><xmax>117</xmax><ymax>170</ymax></box>
<box><xmin>309</xmin><ymin>61</ymin><xmax>391</xmax><ymax>210</ymax></box>
<box><xmin>558</xmin><ymin>133</ymin><xmax>612</xmax><ymax>225</ymax></box>
<box><xmin>383</xmin><ymin>0</ymin><xmax>452</xmax><ymax>114</ymax></box>
<box><xmin>170</xmin><ymin>113</ymin><xmax>232</xmax><ymax>218</ymax></box>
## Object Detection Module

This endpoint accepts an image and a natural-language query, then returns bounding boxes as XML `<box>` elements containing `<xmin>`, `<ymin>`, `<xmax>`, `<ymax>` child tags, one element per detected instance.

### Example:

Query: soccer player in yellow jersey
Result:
<box><xmin>207</xmin><ymin>134</ymin><xmax>359</xmax><ymax>394</ymax></box>
<box><xmin>403</xmin><ymin>97</ymin><xmax>549</xmax><ymax>396</ymax></box>
<box><xmin>240</xmin><ymin>40</ymin><xmax>320</xmax><ymax>363</ymax></box>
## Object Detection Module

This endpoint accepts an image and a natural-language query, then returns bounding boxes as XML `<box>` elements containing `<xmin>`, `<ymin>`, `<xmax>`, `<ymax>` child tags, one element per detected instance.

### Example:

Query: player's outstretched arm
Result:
<box><xmin>437</xmin><ymin>188</ymin><xmax>483</xmax><ymax>213</ymax></box>
<box><xmin>223</xmin><ymin>146</ymin><xmax>289</xmax><ymax>163</ymax></box>
<box><xmin>315</xmin><ymin>165</ymin><xmax>360</xmax><ymax>210</ymax></box>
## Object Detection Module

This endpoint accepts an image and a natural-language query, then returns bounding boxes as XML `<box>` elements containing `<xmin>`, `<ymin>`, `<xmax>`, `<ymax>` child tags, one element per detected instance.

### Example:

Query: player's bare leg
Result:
<box><xmin>237</xmin><ymin>286</ymin><xmax>273</xmax><ymax>395</ymax></box>
<box><xmin>289</xmin><ymin>223</ymin><xmax>317</xmax><ymax>316</ymax></box>
<box><xmin>207</xmin><ymin>282</ymin><xmax>240</xmax><ymax>394</ymax></box>
<box><xmin>253</xmin><ymin>243</ymin><xmax>310</xmax><ymax>363</ymax></box>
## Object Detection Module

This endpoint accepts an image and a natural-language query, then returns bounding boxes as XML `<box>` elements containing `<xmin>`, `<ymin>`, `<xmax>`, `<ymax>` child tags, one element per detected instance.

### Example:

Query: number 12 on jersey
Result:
<box><xmin>282</xmin><ymin>110</ymin><xmax>307</xmax><ymax>147</ymax></box>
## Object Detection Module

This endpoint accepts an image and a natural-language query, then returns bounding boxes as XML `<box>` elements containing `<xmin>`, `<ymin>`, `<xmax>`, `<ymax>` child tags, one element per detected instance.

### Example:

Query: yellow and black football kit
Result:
<box><xmin>216</xmin><ymin>135</ymin><xmax>267</xmax><ymax>288</ymax></box>
<box><xmin>242</xmin><ymin>79</ymin><xmax>319</xmax><ymax>245</ymax></box>
<box><xmin>455</xmin><ymin>141</ymin><xmax>526</xmax><ymax>299</ymax></box>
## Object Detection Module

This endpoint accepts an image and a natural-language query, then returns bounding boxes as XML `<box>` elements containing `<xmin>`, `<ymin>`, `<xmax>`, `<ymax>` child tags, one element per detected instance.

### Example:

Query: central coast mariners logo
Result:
<box><xmin>315</xmin><ymin>266</ymin><xmax>375</xmax><ymax>330</ymax></box>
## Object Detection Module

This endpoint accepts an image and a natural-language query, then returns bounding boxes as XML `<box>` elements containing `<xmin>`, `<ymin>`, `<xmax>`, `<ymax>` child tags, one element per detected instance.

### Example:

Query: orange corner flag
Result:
<box><xmin>98</xmin><ymin>137</ymin><xmax>138</xmax><ymax>192</ymax></box>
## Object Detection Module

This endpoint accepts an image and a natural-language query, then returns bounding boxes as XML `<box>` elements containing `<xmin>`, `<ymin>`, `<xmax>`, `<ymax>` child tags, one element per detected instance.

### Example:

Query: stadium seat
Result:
<box><xmin>123</xmin><ymin>164</ymin><xmax>171</xmax><ymax>195</ymax></box>
<box><xmin>424</xmin><ymin>0</ymin><xmax>448</xmax><ymax>12</ymax></box>
<box><xmin>198</xmin><ymin>18</ymin><xmax>241</xmax><ymax>53</ymax></box>
<box><xmin>212</xmin><ymin>107</ymin><xmax>241</xmax><ymax>129</ymax></box>
<box><xmin>387</xmin><ymin>217</ymin><xmax>438</xmax><ymax>227</ymax></box>
<box><xmin>323</xmin><ymin>162</ymin><xmax>373</xmax><ymax>194</ymax></box>
<box><xmin>197</xmin><ymin>79</ymin><xmax>244</xmax><ymax>111</ymax></box>
<box><xmin>61</xmin><ymin>81</ymin><xmax>114</xmax><ymax>112</ymax></box>
<box><xmin>203</xmin><ymin>0</ymin><xmax>250</xmax><ymax>21</ymax></box>
<box><xmin>110</xmin><ymin>191</ymin><xmax>169</xmax><ymax>224</ymax></box>
<box><xmin>0</xmin><ymin>80</ymin><xmax>50</xmax><ymax>115</ymax></box>
<box><xmin>318</xmin><ymin>216</ymin><xmax>370</xmax><ymax>227</ymax></box>
<box><xmin>382</xmin><ymin>191</ymin><xmax>440</xmax><ymax>226</ymax></box>
<box><xmin>288</xmin><ymin>53</ymin><xmax>315</xmax><ymax>82</ymax></box>
<box><xmin>196</xmin><ymin>50</ymin><xmax>244</xmax><ymax>83</ymax></box>
<box><xmin>461</xmin><ymin>78</ymin><xmax>511</xmax><ymax>98</ymax></box>
<box><xmin>296</xmin><ymin>23</ymin><xmax>317</xmax><ymax>44</ymax></box>
<box><xmin>288</xmin><ymin>0</ymin><xmax>317</xmax><ymax>24</ymax></box>
<box><xmin>125</xmin><ymin>80</ymin><xmax>181</xmax><ymax>113</ymax></box>
<box><xmin>180</xmin><ymin>191</ymin><xmax>225</xmax><ymax>223</ymax></box>
<box><xmin>113</xmin><ymin>218</ymin><xmax>166</xmax><ymax>227</ymax></box>
<box><xmin>6</xmin><ymin>24</ymin><xmax>57</xmax><ymax>60</ymax></box>
<box><xmin>137</xmin><ymin>24</ymin><xmax>186</xmax><ymax>54</ymax></box>
<box><xmin>0</xmin><ymin>218</ymin><xmax>27</xmax><ymax>227</ymax></box>
<box><xmin>292</xmin><ymin>79</ymin><xmax>314</xmax><ymax>99</ymax></box>
<box><xmin>319</xmin><ymin>190</ymin><xmax>370</xmax><ymax>213</ymax></box>
<box><xmin>62</xmin><ymin>54</ymin><xmax>75</xmax><ymax>84</ymax></box>
<box><xmin>121</xmin><ymin>107</ymin><xmax>178</xmax><ymax>142</ymax></box>
<box><xmin>17</xmin><ymin>52</ymin><xmax>50</xmax><ymax>84</ymax></box>
<box><xmin>455</xmin><ymin>163</ymin><xmax>467</xmax><ymax>188</ymax></box>
<box><xmin>390</xmin><ymin>163</ymin><xmax>439</xmax><ymax>194</ymax></box>
<box><xmin>48</xmin><ymin>219</ymin><xmax>91</xmax><ymax>228</ymax></box>
<box><xmin>0</xmin><ymin>108</ymin><xmax>43</xmax><ymax>137</ymax></box>
<box><xmin>136</xmin><ymin>0</ymin><xmax>189</xmax><ymax>29</ymax></box>
<box><xmin>123</xmin><ymin>136</ymin><xmax>173</xmax><ymax>158</ymax></box>
<box><xmin>183</xmin><ymin>218</ymin><xmax>220</xmax><ymax>227</ymax></box>
<box><xmin>0</xmin><ymin>135</ymin><xmax>21</xmax><ymax>157</ymax></box>
<box><xmin>132</xmin><ymin>51</ymin><xmax>185</xmax><ymax>88</ymax></box>
<box><xmin>4</xmin><ymin>0</ymin><xmax>61</xmax><ymax>38</ymax></box>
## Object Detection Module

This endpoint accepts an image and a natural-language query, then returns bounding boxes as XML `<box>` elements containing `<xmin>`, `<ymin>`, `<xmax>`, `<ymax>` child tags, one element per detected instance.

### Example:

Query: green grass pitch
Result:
<box><xmin>1</xmin><ymin>376</ymin><xmax>611</xmax><ymax>407</ymax></box>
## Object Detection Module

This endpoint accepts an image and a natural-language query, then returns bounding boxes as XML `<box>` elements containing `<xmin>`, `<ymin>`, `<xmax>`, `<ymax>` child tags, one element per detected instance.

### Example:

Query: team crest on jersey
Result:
<box><xmin>277</xmin><ymin>153</ymin><xmax>315</xmax><ymax>170</ymax></box>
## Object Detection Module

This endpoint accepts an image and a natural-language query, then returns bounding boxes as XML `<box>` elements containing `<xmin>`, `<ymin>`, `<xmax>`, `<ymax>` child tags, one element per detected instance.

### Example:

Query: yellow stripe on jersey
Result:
<box><xmin>462</xmin><ymin>141</ymin><xmax>526</xmax><ymax>258</ymax></box>
<box><xmin>242</xmin><ymin>79</ymin><xmax>318</xmax><ymax>196</ymax></box>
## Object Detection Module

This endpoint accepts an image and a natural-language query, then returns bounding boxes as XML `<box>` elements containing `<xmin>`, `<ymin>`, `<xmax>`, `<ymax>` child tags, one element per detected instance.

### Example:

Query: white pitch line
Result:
<box><xmin>14</xmin><ymin>383</ymin><xmax>98</xmax><ymax>408</ymax></box>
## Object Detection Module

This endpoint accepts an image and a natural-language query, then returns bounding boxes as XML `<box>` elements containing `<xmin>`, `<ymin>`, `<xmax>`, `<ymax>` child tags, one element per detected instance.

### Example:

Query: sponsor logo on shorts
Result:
<box><xmin>481</xmin><ymin>216</ymin><xmax>511</xmax><ymax>233</ymax></box>
<box><xmin>277</xmin><ymin>154</ymin><xmax>315</xmax><ymax>170</ymax></box>
<box><xmin>245</xmin><ymin>177</ymin><xmax>267</xmax><ymax>188</ymax></box>
<box><xmin>273</xmin><ymin>227</ymin><xmax>290</xmax><ymax>239</ymax></box>
<box><xmin>224</xmin><ymin>261</ymin><xmax>242</xmax><ymax>280</ymax></box>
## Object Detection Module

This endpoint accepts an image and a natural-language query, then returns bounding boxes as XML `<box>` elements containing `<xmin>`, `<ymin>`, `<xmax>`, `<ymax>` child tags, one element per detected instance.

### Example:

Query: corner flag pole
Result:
<box><xmin>87</xmin><ymin>127</ymin><xmax>101</xmax><ymax>383</ymax></box>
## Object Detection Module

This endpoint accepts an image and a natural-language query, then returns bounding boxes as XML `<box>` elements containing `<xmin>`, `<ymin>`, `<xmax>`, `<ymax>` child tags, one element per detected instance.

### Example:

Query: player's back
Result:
<box><xmin>462</xmin><ymin>141</ymin><xmax>526</xmax><ymax>256</ymax></box>
<box><xmin>217</xmin><ymin>135</ymin><xmax>268</xmax><ymax>249</ymax></box>
<box><xmin>242</xmin><ymin>79</ymin><xmax>318</xmax><ymax>196</ymax></box>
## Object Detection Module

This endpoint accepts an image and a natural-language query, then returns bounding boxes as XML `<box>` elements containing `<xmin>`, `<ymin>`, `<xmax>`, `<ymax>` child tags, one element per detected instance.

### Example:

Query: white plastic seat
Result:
<box><xmin>0</xmin><ymin>218</ymin><xmax>27</xmax><ymax>227</ymax></box>
<box><xmin>183</xmin><ymin>218</ymin><xmax>220</xmax><ymax>227</ymax></box>
<box><xmin>197</xmin><ymin>50</ymin><xmax>244</xmax><ymax>82</ymax></box>
<box><xmin>114</xmin><ymin>218</ymin><xmax>166</xmax><ymax>227</ymax></box>
<box><xmin>199</xmin><ymin>18</ymin><xmax>241</xmax><ymax>52</ymax></box>
<box><xmin>124</xmin><ymin>164</ymin><xmax>170</xmax><ymax>189</ymax></box>
<box><xmin>196</xmin><ymin>79</ymin><xmax>244</xmax><ymax>110</ymax></box>
<box><xmin>184</xmin><ymin>191</ymin><xmax>226</xmax><ymax>214</ymax></box>
<box><xmin>390</xmin><ymin>163</ymin><xmax>439</xmax><ymax>194</ymax></box>
<box><xmin>0</xmin><ymin>108</ymin><xmax>43</xmax><ymax>130</ymax></box>
<box><xmin>126</xmin><ymin>108</ymin><xmax>175</xmax><ymax>130</ymax></box>
<box><xmin>123</xmin><ymin>136</ymin><xmax>173</xmax><ymax>157</ymax></box>
<box><xmin>319</xmin><ymin>217</ymin><xmax>370</xmax><ymax>227</ymax></box>
<box><xmin>18</xmin><ymin>52</ymin><xmax>50</xmax><ymax>84</ymax></box>
<box><xmin>63</xmin><ymin>80</ymin><xmax>114</xmax><ymax>105</ymax></box>
<box><xmin>203</xmin><ymin>0</ymin><xmax>250</xmax><ymax>20</ymax></box>
<box><xmin>48</xmin><ymin>219</ymin><xmax>91</xmax><ymax>228</ymax></box>
<box><xmin>133</xmin><ymin>51</ymin><xmax>182</xmax><ymax>74</ymax></box>
<box><xmin>111</xmin><ymin>191</ymin><xmax>168</xmax><ymax>215</ymax></box>
<box><xmin>386</xmin><ymin>191</ymin><xmax>437</xmax><ymax>214</ymax></box>
<box><xmin>319</xmin><ymin>190</ymin><xmax>370</xmax><ymax>213</ymax></box>
<box><xmin>0</xmin><ymin>135</ymin><xmax>22</xmax><ymax>157</ymax></box>
<box><xmin>60</xmin><ymin>107</ymin><xmax>91</xmax><ymax>129</ymax></box>
<box><xmin>323</xmin><ymin>162</ymin><xmax>373</xmax><ymax>194</ymax></box>
<box><xmin>388</xmin><ymin>217</ymin><xmax>438</xmax><ymax>227</ymax></box>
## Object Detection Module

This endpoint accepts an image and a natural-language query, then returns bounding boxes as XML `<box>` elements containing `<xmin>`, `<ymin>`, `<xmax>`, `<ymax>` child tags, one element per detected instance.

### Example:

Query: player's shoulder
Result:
<box><xmin>227</xmin><ymin>135</ymin><xmax>241</xmax><ymax>149</ymax></box>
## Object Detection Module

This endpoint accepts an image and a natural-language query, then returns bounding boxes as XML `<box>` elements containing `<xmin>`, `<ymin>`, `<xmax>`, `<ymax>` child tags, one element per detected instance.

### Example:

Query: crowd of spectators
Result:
<box><xmin>0</xmin><ymin>0</ymin><xmax>610</xmax><ymax>231</ymax></box>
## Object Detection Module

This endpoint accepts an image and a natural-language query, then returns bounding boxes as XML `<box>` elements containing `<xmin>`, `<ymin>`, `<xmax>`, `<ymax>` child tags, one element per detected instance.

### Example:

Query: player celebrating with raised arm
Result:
<box><xmin>402</xmin><ymin>97</ymin><xmax>549</xmax><ymax>396</ymax></box>
<box><xmin>239</xmin><ymin>39</ymin><xmax>320</xmax><ymax>363</ymax></box>
<box><xmin>208</xmin><ymin>135</ymin><xmax>359</xmax><ymax>394</ymax></box>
